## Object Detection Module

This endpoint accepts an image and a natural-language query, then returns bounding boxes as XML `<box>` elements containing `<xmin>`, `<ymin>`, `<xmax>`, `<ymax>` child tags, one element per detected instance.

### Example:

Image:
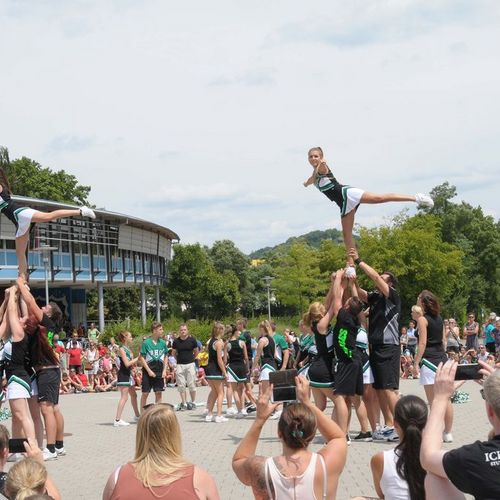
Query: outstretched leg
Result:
<box><xmin>31</xmin><ymin>209</ymin><xmax>82</xmax><ymax>223</ymax></box>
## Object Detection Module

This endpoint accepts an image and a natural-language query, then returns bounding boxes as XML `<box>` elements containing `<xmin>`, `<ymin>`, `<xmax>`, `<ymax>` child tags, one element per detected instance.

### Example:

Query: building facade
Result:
<box><xmin>0</xmin><ymin>196</ymin><xmax>179</xmax><ymax>331</ymax></box>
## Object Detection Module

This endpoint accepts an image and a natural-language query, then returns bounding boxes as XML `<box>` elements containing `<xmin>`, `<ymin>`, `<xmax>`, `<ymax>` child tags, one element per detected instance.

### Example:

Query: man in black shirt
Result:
<box><xmin>350</xmin><ymin>248</ymin><xmax>401</xmax><ymax>442</ymax></box>
<box><xmin>172</xmin><ymin>324</ymin><xmax>199</xmax><ymax>411</ymax></box>
<box><xmin>421</xmin><ymin>360</ymin><xmax>500</xmax><ymax>499</ymax></box>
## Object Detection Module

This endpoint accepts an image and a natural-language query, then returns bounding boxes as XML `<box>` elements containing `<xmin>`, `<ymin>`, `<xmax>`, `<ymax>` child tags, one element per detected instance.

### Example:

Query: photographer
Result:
<box><xmin>232</xmin><ymin>376</ymin><xmax>347</xmax><ymax>499</ymax></box>
<box><xmin>420</xmin><ymin>360</ymin><xmax>500</xmax><ymax>498</ymax></box>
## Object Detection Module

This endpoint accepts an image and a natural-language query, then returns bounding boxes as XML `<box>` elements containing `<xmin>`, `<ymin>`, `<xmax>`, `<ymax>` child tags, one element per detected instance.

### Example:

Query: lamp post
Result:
<box><xmin>263</xmin><ymin>276</ymin><xmax>274</xmax><ymax>321</ymax></box>
<box><xmin>33</xmin><ymin>245</ymin><xmax>58</xmax><ymax>305</ymax></box>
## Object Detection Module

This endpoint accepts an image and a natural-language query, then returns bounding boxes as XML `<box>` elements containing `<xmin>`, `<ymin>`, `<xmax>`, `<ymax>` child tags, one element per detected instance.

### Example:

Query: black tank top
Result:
<box><xmin>423</xmin><ymin>313</ymin><xmax>444</xmax><ymax>354</ymax></box>
<box><xmin>311</xmin><ymin>322</ymin><xmax>334</xmax><ymax>358</ymax></box>
<box><xmin>0</xmin><ymin>188</ymin><xmax>21</xmax><ymax>226</ymax></box>
<box><xmin>4</xmin><ymin>336</ymin><xmax>30</xmax><ymax>377</ymax></box>
<box><xmin>228</xmin><ymin>339</ymin><xmax>244</xmax><ymax>364</ymax></box>
<box><xmin>261</xmin><ymin>336</ymin><xmax>275</xmax><ymax>364</ymax></box>
<box><xmin>208</xmin><ymin>338</ymin><xmax>220</xmax><ymax>364</ymax></box>
<box><xmin>118</xmin><ymin>346</ymin><xmax>132</xmax><ymax>377</ymax></box>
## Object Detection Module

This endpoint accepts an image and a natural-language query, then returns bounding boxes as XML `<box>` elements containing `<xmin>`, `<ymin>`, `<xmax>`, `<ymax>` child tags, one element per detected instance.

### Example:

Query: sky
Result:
<box><xmin>1</xmin><ymin>0</ymin><xmax>499</xmax><ymax>254</ymax></box>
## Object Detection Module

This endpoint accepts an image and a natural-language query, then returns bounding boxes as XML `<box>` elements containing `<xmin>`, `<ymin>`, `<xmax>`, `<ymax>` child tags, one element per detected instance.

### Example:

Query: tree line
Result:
<box><xmin>1</xmin><ymin>147</ymin><xmax>498</xmax><ymax>325</ymax></box>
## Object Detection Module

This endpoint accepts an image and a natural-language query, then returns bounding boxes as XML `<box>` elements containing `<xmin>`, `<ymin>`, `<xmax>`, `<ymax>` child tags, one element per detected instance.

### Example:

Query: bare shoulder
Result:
<box><xmin>193</xmin><ymin>465</ymin><xmax>219</xmax><ymax>498</ymax></box>
<box><xmin>371</xmin><ymin>451</ymin><xmax>384</xmax><ymax>469</ymax></box>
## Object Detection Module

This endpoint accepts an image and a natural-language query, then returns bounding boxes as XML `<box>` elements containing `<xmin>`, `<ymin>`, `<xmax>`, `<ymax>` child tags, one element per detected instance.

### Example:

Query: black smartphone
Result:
<box><xmin>9</xmin><ymin>438</ymin><xmax>28</xmax><ymax>454</ymax></box>
<box><xmin>455</xmin><ymin>363</ymin><xmax>482</xmax><ymax>380</ymax></box>
<box><xmin>269</xmin><ymin>369</ymin><xmax>298</xmax><ymax>403</ymax></box>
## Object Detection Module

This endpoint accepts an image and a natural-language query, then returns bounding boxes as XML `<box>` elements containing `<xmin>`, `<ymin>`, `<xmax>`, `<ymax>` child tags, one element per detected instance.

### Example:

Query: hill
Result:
<box><xmin>248</xmin><ymin>228</ymin><xmax>344</xmax><ymax>258</ymax></box>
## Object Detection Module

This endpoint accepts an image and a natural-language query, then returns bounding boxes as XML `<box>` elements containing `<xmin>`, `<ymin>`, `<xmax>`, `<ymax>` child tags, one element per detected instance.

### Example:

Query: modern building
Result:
<box><xmin>0</xmin><ymin>195</ymin><xmax>179</xmax><ymax>332</ymax></box>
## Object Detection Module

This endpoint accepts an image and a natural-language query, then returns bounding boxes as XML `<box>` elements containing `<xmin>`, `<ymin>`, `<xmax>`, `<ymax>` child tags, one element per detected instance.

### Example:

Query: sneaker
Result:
<box><xmin>175</xmin><ymin>403</ymin><xmax>187</xmax><ymax>411</ymax></box>
<box><xmin>345</xmin><ymin>266</ymin><xmax>356</xmax><ymax>279</ymax></box>
<box><xmin>346</xmin><ymin>434</ymin><xmax>351</xmax><ymax>446</ymax></box>
<box><xmin>133</xmin><ymin>416</ymin><xmax>140</xmax><ymax>422</ymax></box>
<box><xmin>205</xmin><ymin>415</ymin><xmax>214</xmax><ymax>423</ymax></box>
<box><xmin>269</xmin><ymin>410</ymin><xmax>282</xmax><ymax>420</ymax></box>
<box><xmin>353</xmin><ymin>431</ymin><xmax>373</xmax><ymax>442</ymax></box>
<box><xmin>214</xmin><ymin>415</ymin><xmax>229</xmax><ymax>423</ymax></box>
<box><xmin>415</xmin><ymin>193</ymin><xmax>434</xmax><ymax>208</ymax></box>
<box><xmin>113</xmin><ymin>419</ymin><xmax>130</xmax><ymax>427</ymax></box>
<box><xmin>80</xmin><ymin>206</ymin><xmax>96</xmax><ymax>219</ymax></box>
<box><xmin>55</xmin><ymin>447</ymin><xmax>66</xmax><ymax>456</ymax></box>
<box><xmin>383</xmin><ymin>427</ymin><xmax>399</xmax><ymax>442</ymax></box>
<box><xmin>246</xmin><ymin>404</ymin><xmax>257</xmax><ymax>413</ymax></box>
<box><xmin>43</xmin><ymin>448</ymin><xmax>58</xmax><ymax>461</ymax></box>
<box><xmin>235</xmin><ymin>412</ymin><xmax>246</xmax><ymax>419</ymax></box>
<box><xmin>186</xmin><ymin>402</ymin><xmax>195</xmax><ymax>410</ymax></box>
<box><xmin>7</xmin><ymin>453</ymin><xmax>22</xmax><ymax>463</ymax></box>
<box><xmin>372</xmin><ymin>425</ymin><xmax>387</xmax><ymax>441</ymax></box>
<box><xmin>240</xmin><ymin>408</ymin><xmax>248</xmax><ymax>416</ymax></box>
<box><xmin>226</xmin><ymin>407</ymin><xmax>238</xmax><ymax>416</ymax></box>
<box><xmin>443</xmin><ymin>432</ymin><xmax>454</xmax><ymax>443</ymax></box>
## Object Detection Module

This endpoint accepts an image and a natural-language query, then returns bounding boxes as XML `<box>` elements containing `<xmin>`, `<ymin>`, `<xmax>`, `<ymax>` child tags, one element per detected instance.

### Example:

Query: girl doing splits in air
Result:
<box><xmin>303</xmin><ymin>147</ymin><xmax>433</xmax><ymax>275</ymax></box>
<box><xmin>0</xmin><ymin>168</ymin><xmax>95</xmax><ymax>280</ymax></box>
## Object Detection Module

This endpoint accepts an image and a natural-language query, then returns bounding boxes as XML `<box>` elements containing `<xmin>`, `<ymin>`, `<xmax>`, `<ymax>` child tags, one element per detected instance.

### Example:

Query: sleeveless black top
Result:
<box><xmin>261</xmin><ymin>336</ymin><xmax>276</xmax><ymax>365</ymax></box>
<box><xmin>423</xmin><ymin>313</ymin><xmax>444</xmax><ymax>356</ymax></box>
<box><xmin>0</xmin><ymin>188</ymin><xmax>21</xmax><ymax>226</ymax></box>
<box><xmin>208</xmin><ymin>338</ymin><xmax>220</xmax><ymax>364</ymax></box>
<box><xmin>228</xmin><ymin>339</ymin><xmax>244</xmax><ymax>364</ymax></box>
<box><xmin>311</xmin><ymin>322</ymin><xmax>334</xmax><ymax>358</ymax></box>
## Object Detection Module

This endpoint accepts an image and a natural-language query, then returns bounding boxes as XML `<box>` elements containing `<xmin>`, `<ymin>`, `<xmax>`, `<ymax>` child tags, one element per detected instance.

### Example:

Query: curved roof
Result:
<box><xmin>13</xmin><ymin>195</ymin><xmax>180</xmax><ymax>242</ymax></box>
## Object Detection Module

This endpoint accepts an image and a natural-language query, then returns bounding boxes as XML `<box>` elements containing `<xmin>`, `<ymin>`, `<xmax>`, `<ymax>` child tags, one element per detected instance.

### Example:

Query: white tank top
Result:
<box><xmin>379</xmin><ymin>449</ymin><xmax>410</xmax><ymax>500</ymax></box>
<box><xmin>264</xmin><ymin>452</ymin><xmax>327</xmax><ymax>500</ymax></box>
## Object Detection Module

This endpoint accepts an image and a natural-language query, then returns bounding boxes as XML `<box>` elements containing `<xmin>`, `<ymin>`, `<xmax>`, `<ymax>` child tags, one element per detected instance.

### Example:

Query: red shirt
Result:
<box><xmin>98</xmin><ymin>346</ymin><xmax>108</xmax><ymax>357</ymax></box>
<box><xmin>78</xmin><ymin>373</ymin><xmax>88</xmax><ymax>386</ymax></box>
<box><xmin>67</xmin><ymin>347</ymin><xmax>82</xmax><ymax>366</ymax></box>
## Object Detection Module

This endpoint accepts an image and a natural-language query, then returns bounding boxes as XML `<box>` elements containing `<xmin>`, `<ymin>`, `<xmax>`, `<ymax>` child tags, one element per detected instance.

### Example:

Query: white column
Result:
<box><xmin>155</xmin><ymin>286</ymin><xmax>161</xmax><ymax>323</ymax></box>
<box><xmin>97</xmin><ymin>282</ymin><xmax>105</xmax><ymax>333</ymax></box>
<box><xmin>141</xmin><ymin>283</ymin><xmax>146</xmax><ymax>327</ymax></box>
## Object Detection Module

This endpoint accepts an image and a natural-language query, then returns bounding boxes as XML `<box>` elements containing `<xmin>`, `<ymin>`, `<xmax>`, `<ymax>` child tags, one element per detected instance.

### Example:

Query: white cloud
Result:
<box><xmin>0</xmin><ymin>0</ymin><xmax>498</xmax><ymax>254</ymax></box>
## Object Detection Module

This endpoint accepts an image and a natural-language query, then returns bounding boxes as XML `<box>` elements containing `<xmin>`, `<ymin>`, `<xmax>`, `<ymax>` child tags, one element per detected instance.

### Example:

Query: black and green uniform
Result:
<box><xmin>117</xmin><ymin>346</ymin><xmax>134</xmax><ymax>386</ymax></box>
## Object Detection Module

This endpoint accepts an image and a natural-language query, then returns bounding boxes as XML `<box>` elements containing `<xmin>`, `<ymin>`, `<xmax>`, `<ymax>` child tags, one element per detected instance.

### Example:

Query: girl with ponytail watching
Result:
<box><xmin>364</xmin><ymin>395</ymin><xmax>428</xmax><ymax>500</ymax></box>
<box><xmin>233</xmin><ymin>376</ymin><xmax>347</xmax><ymax>499</ymax></box>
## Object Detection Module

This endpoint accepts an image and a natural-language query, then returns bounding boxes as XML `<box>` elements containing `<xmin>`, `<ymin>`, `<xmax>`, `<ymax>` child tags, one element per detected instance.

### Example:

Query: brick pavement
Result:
<box><xmin>2</xmin><ymin>379</ymin><xmax>488</xmax><ymax>499</ymax></box>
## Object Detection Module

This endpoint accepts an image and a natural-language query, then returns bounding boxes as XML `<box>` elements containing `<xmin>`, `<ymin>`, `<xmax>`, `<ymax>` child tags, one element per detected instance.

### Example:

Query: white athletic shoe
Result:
<box><xmin>415</xmin><ymin>193</ymin><xmax>434</xmax><ymax>208</ymax></box>
<box><xmin>226</xmin><ymin>407</ymin><xmax>237</xmax><ymax>416</ymax></box>
<box><xmin>7</xmin><ymin>453</ymin><xmax>23</xmax><ymax>463</ymax></box>
<box><xmin>205</xmin><ymin>415</ymin><xmax>214</xmax><ymax>422</ymax></box>
<box><xmin>133</xmin><ymin>416</ymin><xmax>140</xmax><ymax>422</ymax></box>
<box><xmin>269</xmin><ymin>410</ymin><xmax>283</xmax><ymax>420</ymax></box>
<box><xmin>55</xmin><ymin>447</ymin><xmax>66</xmax><ymax>456</ymax></box>
<box><xmin>214</xmin><ymin>415</ymin><xmax>229</xmax><ymax>423</ymax></box>
<box><xmin>80</xmin><ymin>206</ymin><xmax>96</xmax><ymax>219</ymax></box>
<box><xmin>235</xmin><ymin>412</ymin><xmax>246</xmax><ymax>419</ymax></box>
<box><xmin>43</xmin><ymin>448</ymin><xmax>58</xmax><ymax>461</ymax></box>
<box><xmin>344</xmin><ymin>266</ymin><xmax>356</xmax><ymax>279</ymax></box>
<box><xmin>240</xmin><ymin>408</ymin><xmax>248</xmax><ymax>415</ymax></box>
<box><xmin>113</xmin><ymin>419</ymin><xmax>130</xmax><ymax>427</ymax></box>
<box><xmin>443</xmin><ymin>432</ymin><xmax>454</xmax><ymax>443</ymax></box>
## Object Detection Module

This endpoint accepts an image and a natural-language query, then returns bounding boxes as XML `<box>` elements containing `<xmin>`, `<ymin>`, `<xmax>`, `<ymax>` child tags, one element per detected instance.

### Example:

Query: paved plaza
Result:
<box><xmin>2</xmin><ymin>379</ymin><xmax>489</xmax><ymax>499</ymax></box>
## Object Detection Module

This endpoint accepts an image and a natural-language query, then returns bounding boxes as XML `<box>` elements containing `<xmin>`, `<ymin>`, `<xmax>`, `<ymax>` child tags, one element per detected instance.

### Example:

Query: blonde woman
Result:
<box><xmin>302</xmin><ymin>272</ymin><xmax>340</xmax><ymax>411</ymax></box>
<box><xmin>5</xmin><ymin>438</ymin><xmax>60</xmax><ymax>500</ymax></box>
<box><xmin>204</xmin><ymin>322</ymin><xmax>228</xmax><ymax>423</ymax></box>
<box><xmin>103</xmin><ymin>404</ymin><xmax>219</xmax><ymax>499</ymax></box>
<box><xmin>251</xmin><ymin>320</ymin><xmax>277</xmax><ymax>396</ymax></box>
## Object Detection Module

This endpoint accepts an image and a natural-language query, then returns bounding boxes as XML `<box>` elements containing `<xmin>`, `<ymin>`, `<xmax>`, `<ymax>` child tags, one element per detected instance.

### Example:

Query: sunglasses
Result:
<box><xmin>142</xmin><ymin>403</ymin><xmax>174</xmax><ymax>411</ymax></box>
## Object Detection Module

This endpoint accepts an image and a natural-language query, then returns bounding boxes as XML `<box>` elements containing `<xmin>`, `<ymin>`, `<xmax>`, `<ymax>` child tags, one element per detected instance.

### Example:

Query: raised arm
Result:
<box><xmin>349</xmin><ymin>248</ymin><xmax>389</xmax><ymax>297</ymax></box>
<box><xmin>317</xmin><ymin>270</ymin><xmax>344</xmax><ymax>333</ymax></box>
<box><xmin>16</xmin><ymin>276</ymin><xmax>44</xmax><ymax>322</ymax></box>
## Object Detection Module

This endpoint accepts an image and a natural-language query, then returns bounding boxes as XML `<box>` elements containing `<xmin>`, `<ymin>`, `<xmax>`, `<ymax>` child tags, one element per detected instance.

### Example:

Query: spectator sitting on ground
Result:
<box><xmin>5</xmin><ymin>439</ymin><xmax>60</xmax><ymax>500</ymax></box>
<box><xmin>354</xmin><ymin>395</ymin><xmax>428</xmax><ymax>500</ymax></box>
<box><xmin>420</xmin><ymin>360</ymin><xmax>500</xmax><ymax>499</ymax></box>
<box><xmin>102</xmin><ymin>403</ymin><xmax>219</xmax><ymax>499</ymax></box>
<box><xmin>108</xmin><ymin>367</ymin><xmax>118</xmax><ymax>390</ymax></box>
<box><xmin>132</xmin><ymin>368</ymin><xmax>142</xmax><ymax>390</ymax></box>
<box><xmin>94</xmin><ymin>370</ymin><xmax>111</xmax><ymax>392</ymax></box>
<box><xmin>232</xmin><ymin>376</ymin><xmax>347</xmax><ymax>499</ymax></box>
<box><xmin>69</xmin><ymin>369</ymin><xmax>86</xmax><ymax>393</ymax></box>
<box><xmin>197</xmin><ymin>367</ymin><xmax>208</xmax><ymax>387</ymax></box>
<box><xmin>60</xmin><ymin>373</ymin><xmax>73</xmax><ymax>394</ymax></box>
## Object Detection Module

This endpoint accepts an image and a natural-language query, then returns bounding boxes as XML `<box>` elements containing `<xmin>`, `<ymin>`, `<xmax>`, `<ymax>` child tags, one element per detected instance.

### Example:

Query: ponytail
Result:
<box><xmin>394</xmin><ymin>396</ymin><xmax>428</xmax><ymax>500</ymax></box>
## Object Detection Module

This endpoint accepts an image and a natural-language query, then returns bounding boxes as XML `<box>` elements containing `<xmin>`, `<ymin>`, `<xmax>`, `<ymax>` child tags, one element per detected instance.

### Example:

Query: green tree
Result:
<box><xmin>0</xmin><ymin>147</ymin><xmax>91</xmax><ymax>205</ymax></box>
<box><xmin>357</xmin><ymin>213</ymin><xmax>465</xmax><ymax>319</ymax></box>
<box><xmin>272</xmin><ymin>241</ymin><xmax>325</xmax><ymax>315</ymax></box>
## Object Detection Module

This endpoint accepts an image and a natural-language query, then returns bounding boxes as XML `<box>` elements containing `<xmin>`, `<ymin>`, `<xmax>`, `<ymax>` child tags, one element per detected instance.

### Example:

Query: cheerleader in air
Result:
<box><xmin>0</xmin><ymin>167</ymin><xmax>95</xmax><ymax>280</ymax></box>
<box><xmin>303</xmin><ymin>147</ymin><xmax>433</xmax><ymax>275</ymax></box>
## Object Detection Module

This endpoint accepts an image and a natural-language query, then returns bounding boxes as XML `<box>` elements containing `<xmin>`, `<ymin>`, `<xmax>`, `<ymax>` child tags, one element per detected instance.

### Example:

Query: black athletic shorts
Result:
<box><xmin>334</xmin><ymin>358</ymin><xmax>363</xmax><ymax>396</ymax></box>
<box><xmin>141</xmin><ymin>372</ymin><xmax>164</xmax><ymax>393</ymax></box>
<box><xmin>37</xmin><ymin>368</ymin><xmax>60</xmax><ymax>405</ymax></box>
<box><xmin>370</xmin><ymin>344</ymin><xmax>400</xmax><ymax>390</ymax></box>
